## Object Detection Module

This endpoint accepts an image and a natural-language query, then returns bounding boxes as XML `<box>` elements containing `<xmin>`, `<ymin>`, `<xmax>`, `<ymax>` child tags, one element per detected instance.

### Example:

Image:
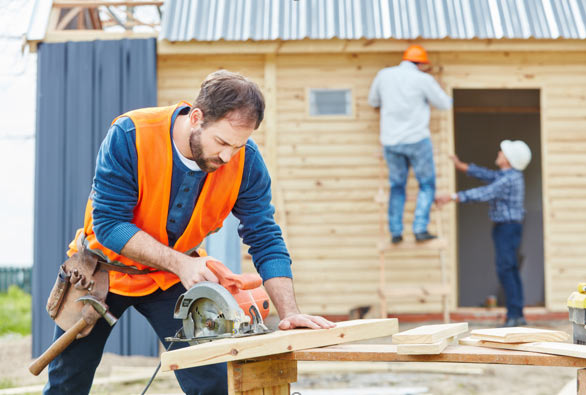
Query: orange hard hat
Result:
<box><xmin>403</xmin><ymin>45</ymin><xmax>429</xmax><ymax>64</ymax></box>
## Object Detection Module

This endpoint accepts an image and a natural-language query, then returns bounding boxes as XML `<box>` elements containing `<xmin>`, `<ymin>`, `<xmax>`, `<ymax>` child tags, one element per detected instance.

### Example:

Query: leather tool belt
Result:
<box><xmin>45</xmin><ymin>244</ymin><xmax>156</xmax><ymax>338</ymax></box>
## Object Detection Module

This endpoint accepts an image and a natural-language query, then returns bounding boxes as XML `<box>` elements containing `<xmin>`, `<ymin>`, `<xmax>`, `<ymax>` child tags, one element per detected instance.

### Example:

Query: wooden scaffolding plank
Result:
<box><xmin>392</xmin><ymin>323</ymin><xmax>468</xmax><ymax>345</ymax></box>
<box><xmin>160</xmin><ymin>319</ymin><xmax>399</xmax><ymax>371</ymax></box>
<box><xmin>460</xmin><ymin>337</ymin><xmax>586</xmax><ymax>359</ymax></box>
<box><xmin>287</xmin><ymin>344</ymin><xmax>586</xmax><ymax>367</ymax></box>
<box><xmin>396</xmin><ymin>337</ymin><xmax>451</xmax><ymax>355</ymax></box>
<box><xmin>469</xmin><ymin>327</ymin><xmax>569</xmax><ymax>343</ymax></box>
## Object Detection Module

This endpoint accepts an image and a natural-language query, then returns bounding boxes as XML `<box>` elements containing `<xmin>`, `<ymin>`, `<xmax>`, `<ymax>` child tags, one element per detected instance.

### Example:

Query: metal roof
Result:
<box><xmin>161</xmin><ymin>0</ymin><xmax>586</xmax><ymax>42</ymax></box>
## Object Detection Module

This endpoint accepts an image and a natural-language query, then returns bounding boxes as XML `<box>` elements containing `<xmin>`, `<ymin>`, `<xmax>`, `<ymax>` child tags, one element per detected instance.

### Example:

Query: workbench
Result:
<box><xmin>225</xmin><ymin>344</ymin><xmax>586</xmax><ymax>394</ymax></box>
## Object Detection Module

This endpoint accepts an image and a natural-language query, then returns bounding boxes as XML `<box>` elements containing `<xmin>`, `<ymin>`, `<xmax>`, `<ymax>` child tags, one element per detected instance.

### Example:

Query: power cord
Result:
<box><xmin>140</xmin><ymin>329</ymin><xmax>181</xmax><ymax>395</ymax></box>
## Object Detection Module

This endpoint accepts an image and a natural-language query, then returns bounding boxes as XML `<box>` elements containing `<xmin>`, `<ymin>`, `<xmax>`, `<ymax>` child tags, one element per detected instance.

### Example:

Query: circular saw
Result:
<box><xmin>167</xmin><ymin>260</ymin><xmax>271</xmax><ymax>345</ymax></box>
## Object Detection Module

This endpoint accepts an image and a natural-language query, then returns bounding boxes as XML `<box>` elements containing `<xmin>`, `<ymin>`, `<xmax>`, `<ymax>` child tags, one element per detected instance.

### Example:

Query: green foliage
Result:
<box><xmin>0</xmin><ymin>285</ymin><xmax>32</xmax><ymax>336</ymax></box>
<box><xmin>0</xmin><ymin>378</ymin><xmax>14</xmax><ymax>389</ymax></box>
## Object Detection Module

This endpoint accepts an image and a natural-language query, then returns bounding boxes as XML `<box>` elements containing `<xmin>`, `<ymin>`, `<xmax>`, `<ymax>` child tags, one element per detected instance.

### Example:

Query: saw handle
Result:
<box><xmin>206</xmin><ymin>260</ymin><xmax>262</xmax><ymax>293</ymax></box>
<box><xmin>28</xmin><ymin>317</ymin><xmax>88</xmax><ymax>376</ymax></box>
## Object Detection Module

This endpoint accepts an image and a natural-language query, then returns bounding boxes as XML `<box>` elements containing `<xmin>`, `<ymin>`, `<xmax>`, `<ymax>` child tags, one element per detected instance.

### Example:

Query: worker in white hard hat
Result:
<box><xmin>436</xmin><ymin>140</ymin><xmax>532</xmax><ymax>327</ymax></box>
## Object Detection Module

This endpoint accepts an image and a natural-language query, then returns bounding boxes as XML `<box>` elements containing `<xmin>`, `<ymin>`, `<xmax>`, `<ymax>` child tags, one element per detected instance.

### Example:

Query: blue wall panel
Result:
<box><xmin>33</xmin><ymin>38</ymin><xmax>159</xmax><ymax>357</ymax></box>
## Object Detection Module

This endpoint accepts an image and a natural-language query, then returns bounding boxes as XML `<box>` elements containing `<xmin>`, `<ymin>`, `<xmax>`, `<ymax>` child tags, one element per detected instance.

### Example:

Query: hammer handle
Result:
<box><xmin>28</xmin><ymin>318</ymin><xmax>88</xmax><ymax>376</ymax></box>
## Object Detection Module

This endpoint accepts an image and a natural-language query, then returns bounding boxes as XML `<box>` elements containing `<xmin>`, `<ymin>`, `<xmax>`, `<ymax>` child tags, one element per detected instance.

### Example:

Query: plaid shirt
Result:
<box><xmin>457</xmin><ymin>163</ymin><xmax>525</xmax><ymax>223</ymax></box>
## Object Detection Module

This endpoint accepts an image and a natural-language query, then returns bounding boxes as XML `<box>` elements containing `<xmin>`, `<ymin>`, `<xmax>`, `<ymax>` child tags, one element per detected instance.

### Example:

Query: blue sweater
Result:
<box><xmin>91</xmin><ymin>105</ymin><xmax>292</xmax><ymax>281</ymax></box>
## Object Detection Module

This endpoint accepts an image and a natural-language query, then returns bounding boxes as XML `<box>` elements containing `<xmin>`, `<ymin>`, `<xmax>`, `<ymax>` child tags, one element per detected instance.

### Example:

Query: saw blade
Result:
<box><xmin>190</xmin><ymin>297</ymin><xmax>235</xmax><ymax>338</ymax></box>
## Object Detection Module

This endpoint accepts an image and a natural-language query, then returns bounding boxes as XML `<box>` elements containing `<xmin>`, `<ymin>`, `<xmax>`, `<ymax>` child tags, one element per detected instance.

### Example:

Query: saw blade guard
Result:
<box><xmin>174</xmin><ymin>282</ymin><xmax>248</xmax><ymax>340</ymax></box>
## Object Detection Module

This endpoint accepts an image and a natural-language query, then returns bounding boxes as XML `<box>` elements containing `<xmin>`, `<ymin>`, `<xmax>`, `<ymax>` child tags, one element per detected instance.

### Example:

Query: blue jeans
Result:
<box><xmin>43</xmin><ymin>283</ymin><xmax>227</xmax><ymax>395</ymax></box>
<box><xmin>492</xmin><ymin>222</ymin><xmax>524</xmax><ymax>319</ymax></box>
<box><xmin>383</xmin><ymin>138</ymin><xmax>436</xmax><ymax>236</ymax></box>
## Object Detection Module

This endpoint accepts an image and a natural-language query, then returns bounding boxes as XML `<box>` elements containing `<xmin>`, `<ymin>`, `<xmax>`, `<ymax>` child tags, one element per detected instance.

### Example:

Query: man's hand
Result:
<box><xmin>278</xmin><ymin>313</ymin><xmax>336</xmax><ymax>330</ymax></box>
<box><xmin>175</xmin><ymin>255</ymin><xmax>219</xmax><ymax>290</ymax></box>
<box><xmin>435</xmin><ymin>193</ymin><xmax>456</xmax><ymax>208</ymax></box>
<box><xmin>119</xmin><ymin>231</ymin><xmax>221</xmax><ymax>290</ymax></box>
<box><xmin>450</xmin><ymin>154</ymin><xmax>469</xmax><ymax>172</ymax></box>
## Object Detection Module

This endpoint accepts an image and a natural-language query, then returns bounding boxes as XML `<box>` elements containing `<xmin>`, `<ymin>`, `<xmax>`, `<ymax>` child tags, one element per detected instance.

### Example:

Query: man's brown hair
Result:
<box><xmin>193</xmin><ymin>70</ymin><xmax>265</xmax><ymax>130</ymax></box>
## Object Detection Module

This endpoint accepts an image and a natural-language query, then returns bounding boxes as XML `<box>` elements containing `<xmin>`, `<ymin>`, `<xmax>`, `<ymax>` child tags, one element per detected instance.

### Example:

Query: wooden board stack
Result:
<box><xmin>458</xmin><ymin>327</ymin><xmax>586</xmax><ymax>359</ymax></box>
<box><xmin>392</xmin><ymin>323</ymin><xmax>469</xmax><ymax>355</ymax></box>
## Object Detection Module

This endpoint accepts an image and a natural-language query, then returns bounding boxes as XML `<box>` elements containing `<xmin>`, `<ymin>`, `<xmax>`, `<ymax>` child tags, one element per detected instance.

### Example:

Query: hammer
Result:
<box><xmin>28</xmin><ymin>295</ymin><xmax>118</xmax><ymax>376</ymax></box>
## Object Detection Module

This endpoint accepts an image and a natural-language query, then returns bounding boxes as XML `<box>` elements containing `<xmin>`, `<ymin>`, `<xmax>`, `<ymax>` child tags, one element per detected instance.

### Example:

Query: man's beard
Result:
<box><xmin>189</xmin><ymin>127</ymin><xmax>226</xmax><ymax>173</ymax></box>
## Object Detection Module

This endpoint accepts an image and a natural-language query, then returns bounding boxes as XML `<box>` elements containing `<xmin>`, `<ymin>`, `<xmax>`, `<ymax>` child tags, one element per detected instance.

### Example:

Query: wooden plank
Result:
<box><xmin>396</xmin><ymin>338</ymin><xmax>450</xmax><ymax>355</ymax></box>
<box><xmin>43</xmin><ymin>30</ymin><xmax>157</xmax><ymax>42</ymax></box>
<box><xmin>379</xmin><ymin>238</ymin><xmax>448</xmax><ymax>251</ymax></box>
<box><xmin>55</xmin><ymin>7</ymin><xmax>82</xmax><ymax>30</ymax></box>
<box><xmin>157</xmin><ymin>39</ymin><xmax>586</xmax><ymax>56</ymax></box>
<box><xmin>228</xmin><ymin>360</ymin><xmax>297</xmax><ymax>393</ymax></box>
<box><xmin>160</xmin><ymin>319</ymin><xmax>398</xmax><ymax>371</ymax></box>
<box><xmin>297</xmin><ymin>361</ymin><xmax>485</xmax><ymax>375</ymax></box>
<box><xmin>579</xmin><ymin>369</ymin><xmax>586</xmax><ymax>395</ymax></box>
<box><xmin>261</xmin><ymin>385</ymin><xmax>290</xmax><ymax>395</ymax></box>
<box><xmin>392</xmin><ymin>323</ymin><xmax>468</xmax><ymax>345</ymax></box>
<box><xmin>470</xmin><ymin>327</ymin><xmax>569</xmax><ymax>343</ymax></box>
<box><xmin>460</xmin><ymin>337</ymin><xmax>586</xmax><ymax>359</ymax></box>
<box><xmin>287</xmin><ymin>344</ymin><xmax>586</xmax><ymax>367</ymax></box>
<box><xmin>383</xmin><ymin>285</ymin><xmax>451</xmax><ymax>298</ymax></box>
<box><xmin>264</xmin><ymin>53</ymin><xmax>277</xmax><ymax>179</ymax></box>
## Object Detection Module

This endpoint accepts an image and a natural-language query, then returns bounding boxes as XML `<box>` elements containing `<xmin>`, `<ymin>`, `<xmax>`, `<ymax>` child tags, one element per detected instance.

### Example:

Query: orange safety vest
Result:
<box><xmin>67</xmin><ymin>102</ymin><xmax>245</xmax><ymax>296</ymax></box>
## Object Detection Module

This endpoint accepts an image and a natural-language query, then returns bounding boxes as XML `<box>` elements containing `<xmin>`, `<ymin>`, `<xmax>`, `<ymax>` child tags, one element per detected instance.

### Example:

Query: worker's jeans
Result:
<box><xmin>492</xmin><ymin>222</ymin><xmax>524</xmax><ymax>319</ymax></box>
<box><xmin>43</xmin><ymin>283</ymin><xmax>227</xmax><ymax>395</ymax></box>
<box><xmin>383</xmin><ymin>138</ymin><xmax>436</xmax><ymax>237</ymax></box>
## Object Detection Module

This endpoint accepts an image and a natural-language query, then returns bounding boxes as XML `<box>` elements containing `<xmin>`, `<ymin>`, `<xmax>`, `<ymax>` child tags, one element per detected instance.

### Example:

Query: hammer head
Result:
<box><xmin>77</xmin><ymin>295</ymin><xmax>118</xmax><ymax>326</ymax></box>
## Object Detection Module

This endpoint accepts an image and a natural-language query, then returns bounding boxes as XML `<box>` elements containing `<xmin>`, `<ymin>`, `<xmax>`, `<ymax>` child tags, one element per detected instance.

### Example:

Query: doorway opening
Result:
<box><xmin>453</xmin><ymin>89</ymin><xmax>544</xmax><ymax>309</ymax></box>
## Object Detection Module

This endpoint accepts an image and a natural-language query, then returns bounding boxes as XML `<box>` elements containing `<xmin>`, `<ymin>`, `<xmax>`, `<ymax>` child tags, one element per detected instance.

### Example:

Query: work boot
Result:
<box><xmin>391</xmin><ymin>235</ymin><xmax>403</xmax><ymax>244</ymax></box>
<box><xmin>415</xmin><ymin>231</ymin><xmax>437</xmax><ymax>242</ymax></box>
<box><xmin>515</xmin><ymin>317</ymin><xmax>528</xmax><ymax>326</ymax></box>
<box><xmin>503</xmin><ymin>317</ymin><xmax>527</xmax><ymax>327</ymax></box>
<box><xmin>503</xmin><ymin>318</ymin><xmax>518</xmax><ymax>327</ymax></box>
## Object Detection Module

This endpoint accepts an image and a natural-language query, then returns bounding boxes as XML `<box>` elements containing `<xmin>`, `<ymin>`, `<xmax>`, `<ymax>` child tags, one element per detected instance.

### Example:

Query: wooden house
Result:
<box><xmin>29</xmin><ymin>0</ymin><xmax>586</xmax><ymax>318</ymax></box>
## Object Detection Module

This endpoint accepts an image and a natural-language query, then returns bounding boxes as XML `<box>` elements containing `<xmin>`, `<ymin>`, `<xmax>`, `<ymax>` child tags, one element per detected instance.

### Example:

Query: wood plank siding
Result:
<box><xmin>158</xmin><ymin>49</ymin><xmax>586</xmax><ymax>314</ymax></box>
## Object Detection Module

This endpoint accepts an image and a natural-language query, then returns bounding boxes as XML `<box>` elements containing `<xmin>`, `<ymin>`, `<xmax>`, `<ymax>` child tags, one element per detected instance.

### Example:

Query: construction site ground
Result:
<box><xmin>1</xmin><ymin>318</ymin><xmax>576</xmax><ymax>395</ymax></box>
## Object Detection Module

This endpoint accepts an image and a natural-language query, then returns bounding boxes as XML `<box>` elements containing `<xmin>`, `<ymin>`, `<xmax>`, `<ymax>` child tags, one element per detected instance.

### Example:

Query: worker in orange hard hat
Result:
<box><xmin>368</xmin><ymin>45</ymin><xmax>452</xmax><ymax>245</ymax></box>
<box><xmin>403</xmin><ymin>44</ymin><xmax>429</xmax><ymax>63</ymax></box>
<box><xmin>403</xmin><ymin>45</ymin><xmax>431</xmax><ymax>72</ymax></box>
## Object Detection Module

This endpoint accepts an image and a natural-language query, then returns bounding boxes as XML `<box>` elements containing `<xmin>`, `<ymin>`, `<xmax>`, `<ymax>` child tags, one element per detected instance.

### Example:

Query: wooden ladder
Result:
<box><xmin>375</xmin><ymin>155</ymin><xmax>451</xmax><ymax>323</ymax></box>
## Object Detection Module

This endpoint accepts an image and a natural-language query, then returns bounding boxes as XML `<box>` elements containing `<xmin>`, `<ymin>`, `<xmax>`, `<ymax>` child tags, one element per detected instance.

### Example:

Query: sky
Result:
<box><xmin>0</xmin><ymin>0</ymin><xmax>36</xmax><ymax>266</ymax></box>
<box><xmin>0</xmin><ymin>1</ymin><xmax>162</xmax><ymax>267</ymax></box>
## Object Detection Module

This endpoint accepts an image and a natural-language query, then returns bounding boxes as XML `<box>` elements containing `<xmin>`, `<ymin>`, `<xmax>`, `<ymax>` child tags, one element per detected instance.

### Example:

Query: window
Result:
<box><xmin>308</xmin><ymin>89</ymin><xmax>352</xmax><ymax>117</ymax></box>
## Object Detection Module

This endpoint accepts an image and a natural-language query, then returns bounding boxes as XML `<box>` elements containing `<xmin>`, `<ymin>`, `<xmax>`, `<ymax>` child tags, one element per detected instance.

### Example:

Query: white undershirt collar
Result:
<box><xmin>172</xmin><ymin>139</ymin><xmax>201</xmax><ymax>171</ymax></box>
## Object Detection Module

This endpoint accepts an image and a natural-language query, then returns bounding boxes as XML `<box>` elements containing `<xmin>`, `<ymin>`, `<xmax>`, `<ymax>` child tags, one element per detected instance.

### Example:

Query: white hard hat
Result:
<box><xmin>500</xmin><ymin>140</ymin><xmax>531</xmax><ymax>171</ymax></box>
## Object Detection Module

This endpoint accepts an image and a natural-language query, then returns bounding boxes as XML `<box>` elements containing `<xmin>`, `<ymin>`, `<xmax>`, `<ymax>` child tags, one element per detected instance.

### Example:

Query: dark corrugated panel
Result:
<box><xmin>33</xmin><ymin>39</ymin><xmax>159</xmax><ymax>358</ymax></box>
<box><xmin>160</xmin><ymin>0</ymin><xmax>586</xmax><ymax>41</ymax></box>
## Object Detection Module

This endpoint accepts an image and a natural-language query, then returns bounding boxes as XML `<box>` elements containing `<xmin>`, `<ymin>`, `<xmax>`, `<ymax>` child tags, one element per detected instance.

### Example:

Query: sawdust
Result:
<box><xmin>0</xmin><ymin>320</ymin><xmax>578</xmax><ymax>395</ymax></box>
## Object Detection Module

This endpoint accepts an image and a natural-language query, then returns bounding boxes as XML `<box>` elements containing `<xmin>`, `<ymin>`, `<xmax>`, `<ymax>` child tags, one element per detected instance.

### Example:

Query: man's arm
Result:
<box><xmin>450</xmin><ymin>154</ymin><xmax>469</xmax><ymax>173</ymax></box>
<box><xmin>456</xmin><ymin>176</ymin><xmax>509</xmax><ymax>204</ymax></box>
<box><xmin>232</xmin><ymin>142</ymin><xmax>334</xmax><ymax>329</ymax></box>
<box><xmin>466</xmin><ymin>163</ymin><xmax>500</xmax><ymax>184</ymax></box>
<box><xmin>368</xmin><ymin>73</ymin><xmax>381</xmax><ymax>108</ymax></box>
<box><xmin>120</xmin><ymin>231</ymin><xmax>218</xmax><ymax>289</ymax></box>
<box><xmin>436</xmin><ymin>176</ymin><xmax>509</xmax><ymax>208</ymax></box>
<box><xmin>450</xmin><ymin>154</ymin><xmax>499</xmax><ymax>184</ymax></box>
<box><xmin>423</xmin><ymin>74</ymin><xmax>452</xmax><ymax>110</ymax></box>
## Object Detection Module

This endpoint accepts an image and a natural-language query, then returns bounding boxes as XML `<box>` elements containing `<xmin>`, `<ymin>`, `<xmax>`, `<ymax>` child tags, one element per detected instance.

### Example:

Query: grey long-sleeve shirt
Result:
<box><xmin>368</xmin><ymin>61</ymin><xmax>452</xmax><ymax>146</ymax></box>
